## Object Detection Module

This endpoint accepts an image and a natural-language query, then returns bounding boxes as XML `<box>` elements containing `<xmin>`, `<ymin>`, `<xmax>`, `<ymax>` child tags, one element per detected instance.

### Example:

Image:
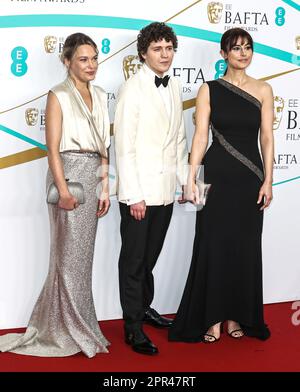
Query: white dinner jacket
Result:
<box><xmin>114</xmin><ymin>64</ymin><xmax>188</xmax><ymax>206</ymax></box>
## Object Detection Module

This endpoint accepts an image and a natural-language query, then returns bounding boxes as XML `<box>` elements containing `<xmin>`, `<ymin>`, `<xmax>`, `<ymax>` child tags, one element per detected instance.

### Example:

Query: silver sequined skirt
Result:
<box><xmin>0</xmin><ymin>151</ymin><xmax>110</xmax><ymax>357</ymax></box>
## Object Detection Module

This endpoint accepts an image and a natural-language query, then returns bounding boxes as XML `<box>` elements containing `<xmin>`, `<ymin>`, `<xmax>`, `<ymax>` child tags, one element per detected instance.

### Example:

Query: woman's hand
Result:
<box><xmin>257</xmin><ymin>181</ymin><xmax>273</xmax><ymax>210</ymax></box>
<box><xmin>58</xmin><ymin>193</ymin><xmax>78</xmax><ymax>210</ymax></box>
<box><xmin>184</xmin><ymin>180</ymin><xmax>200</xmax><ymax>205</ymax></box>
<box><xmin>97</xmin><ymin>191</ymin><xmax>110</xmax><ymax>218</ymax></box>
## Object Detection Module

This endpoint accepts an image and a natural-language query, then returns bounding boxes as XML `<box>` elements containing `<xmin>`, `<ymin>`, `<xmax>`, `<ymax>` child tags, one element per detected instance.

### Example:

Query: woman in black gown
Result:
<box><xmin>169</xmin><ymin>28</ymin><xmax>274</xmax><ymax>343</ymax></box>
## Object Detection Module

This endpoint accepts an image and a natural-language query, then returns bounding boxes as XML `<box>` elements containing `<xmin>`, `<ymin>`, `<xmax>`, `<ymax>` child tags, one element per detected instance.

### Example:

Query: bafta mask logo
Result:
<box><xmin>296</xmin><ymin>36</ymin><xmax>300</xmax><ymax>50</ymax></box>
<box><xmin>44</xmin><ymin>36</ymin><xmax>57</xmax><ymax>53</ymax></box>
<box><xmin>25</xmin><ymin>108</ymin><xmax>39</xmax><ymax>126</ymax></box>
<box><xmin>273</xmin><ymin>96</ymin><xmax>284</xmax><ymax>130</ymax></box>
<box><xmin>207</xmin><ymin>2</ymin><xmax>223</xmax><ymax>24</ymax></box>
<box><xmin>123</xmin><ymin>55</ymin><xmax>142</xmax><ymax>80</ymax></box>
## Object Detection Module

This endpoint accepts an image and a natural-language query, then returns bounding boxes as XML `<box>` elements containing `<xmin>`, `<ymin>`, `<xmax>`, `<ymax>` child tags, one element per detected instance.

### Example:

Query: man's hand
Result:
<box><xmin>130</xmin><ymin>201</ymin><xmax>147</xmax><ymax>220</ymax></box>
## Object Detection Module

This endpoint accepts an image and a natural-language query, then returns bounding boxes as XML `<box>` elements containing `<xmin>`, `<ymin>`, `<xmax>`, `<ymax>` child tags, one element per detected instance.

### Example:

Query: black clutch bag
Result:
<box><xmin>46</xmin><ymin>179</ymin><xmax>85</xmax><ymax>204</ymax></box>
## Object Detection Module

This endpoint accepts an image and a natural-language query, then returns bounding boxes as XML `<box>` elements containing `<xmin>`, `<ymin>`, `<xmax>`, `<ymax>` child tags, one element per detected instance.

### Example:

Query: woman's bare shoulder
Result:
<box><xmin>249</xmin><ymin>76</ymin><xmax>273</xmax><ymax>94</ymax></box>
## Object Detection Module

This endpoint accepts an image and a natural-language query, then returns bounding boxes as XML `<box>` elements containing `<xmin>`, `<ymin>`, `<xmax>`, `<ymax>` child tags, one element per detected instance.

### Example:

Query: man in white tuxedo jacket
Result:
<box><xmin>114</xmin><ymin>22</ymin><xmax>188</xmax><ymax>355</ymax></box>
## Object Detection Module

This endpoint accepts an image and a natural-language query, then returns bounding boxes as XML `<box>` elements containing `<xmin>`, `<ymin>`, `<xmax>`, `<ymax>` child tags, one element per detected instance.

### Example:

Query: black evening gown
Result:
<box><xmin>169</xmin><ymin>79</ymin><xmax>270</xmax><ymax>342</ymax></box>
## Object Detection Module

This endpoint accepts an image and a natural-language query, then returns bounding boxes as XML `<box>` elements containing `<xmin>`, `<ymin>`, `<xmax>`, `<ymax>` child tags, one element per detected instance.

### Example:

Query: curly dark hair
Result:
<box><xmin>137</xmin><ymin>22</ymin><xmax>178</xmax><ymax>62</ymax></box>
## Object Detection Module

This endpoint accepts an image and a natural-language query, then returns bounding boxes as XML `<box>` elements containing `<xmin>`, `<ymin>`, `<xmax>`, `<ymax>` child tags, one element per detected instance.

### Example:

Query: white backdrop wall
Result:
<box><xmin>0</xmin><ymin>0</ymin><xmax>299</xmax><ymax>329</ymax></box>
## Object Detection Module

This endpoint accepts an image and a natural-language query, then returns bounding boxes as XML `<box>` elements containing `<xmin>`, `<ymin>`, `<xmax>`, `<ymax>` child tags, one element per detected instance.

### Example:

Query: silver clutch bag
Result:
<box><xmin>46</xmin><ymin>179</ymin><xmax>85</xmax><ymax>204</ymax></box>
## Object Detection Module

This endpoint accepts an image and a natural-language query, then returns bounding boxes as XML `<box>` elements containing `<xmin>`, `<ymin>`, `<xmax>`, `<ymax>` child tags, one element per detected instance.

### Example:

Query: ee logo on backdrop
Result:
<box><xmin>214</xmin><ymin>59</ymin><xmax>227</xmax><ymax>79</ymax></box>
<box><xmin>275</xmin><ymin>7</ymin><xmax>285</xmax><ymax>26</ymax></box>
<box><xmin>11</xmin><ymin>46</ymin><xmax>28</xmax><ymax>77</ymax></box>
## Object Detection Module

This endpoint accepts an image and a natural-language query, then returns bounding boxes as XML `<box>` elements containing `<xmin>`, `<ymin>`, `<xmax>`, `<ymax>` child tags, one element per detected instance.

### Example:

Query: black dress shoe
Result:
<box><xmin>125</xmin><ymin>329</ymin><xmax>158</xmax><ymax>355</ymax></box>
<box><xmin>144</xmin><ymin>308</ymin><xmax>173</xmax><ymax>328</ymax></box>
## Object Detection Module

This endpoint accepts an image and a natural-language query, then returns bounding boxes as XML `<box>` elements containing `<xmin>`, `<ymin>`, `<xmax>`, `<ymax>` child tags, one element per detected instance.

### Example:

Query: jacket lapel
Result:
<box><xmin>139</xmin><ymin>66</ymin><xmax>170</xmax><ymax>132</ymax></box>
<box><xmin>162</xmin><ymin>77</ymin><xmax>180</xmax><ymax>148</ymax></box>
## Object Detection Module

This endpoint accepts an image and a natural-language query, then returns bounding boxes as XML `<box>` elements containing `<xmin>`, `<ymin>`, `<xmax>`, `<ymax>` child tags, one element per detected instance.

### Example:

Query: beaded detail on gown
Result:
<box><xmin>169</xmin><ymin>79</ymin><xmax>270</xmax><ymax>342</ymax></box>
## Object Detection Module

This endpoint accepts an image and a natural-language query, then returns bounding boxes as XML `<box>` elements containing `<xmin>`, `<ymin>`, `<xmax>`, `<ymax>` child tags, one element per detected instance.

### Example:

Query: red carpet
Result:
<box><xmin>0</xmin><ymin>302</ymin><xmax>299</xmax><ymax>372</ymax></box>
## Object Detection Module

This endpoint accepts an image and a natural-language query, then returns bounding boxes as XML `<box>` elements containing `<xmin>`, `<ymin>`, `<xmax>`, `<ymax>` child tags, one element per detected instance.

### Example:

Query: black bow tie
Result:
<box><xmin>155</xmin><ymin>75</ymin><xmax>170</xmax><ymax>88</ymax></box>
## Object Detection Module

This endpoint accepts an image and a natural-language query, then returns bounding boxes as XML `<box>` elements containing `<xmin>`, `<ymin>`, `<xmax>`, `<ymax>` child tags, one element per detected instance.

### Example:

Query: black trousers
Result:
<box><xmin>118</xmin><ymin>202</ymin><xmax>173</xmax><ymax>331</ymax></box>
